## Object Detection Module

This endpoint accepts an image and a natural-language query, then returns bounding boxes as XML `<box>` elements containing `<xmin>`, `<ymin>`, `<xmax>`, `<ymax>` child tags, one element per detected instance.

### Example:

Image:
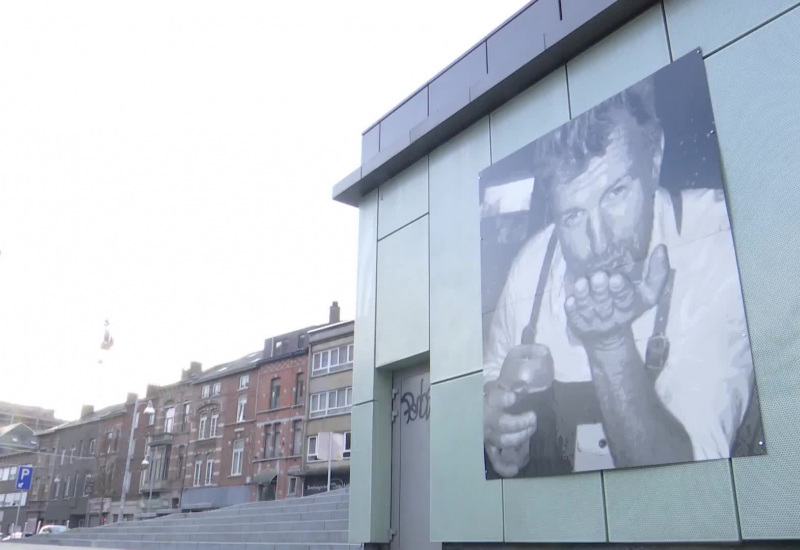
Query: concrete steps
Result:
<box><xmin>21</xmin><ymin>489</ymin><xmax>359</xmax><ymax>550</ymax></box>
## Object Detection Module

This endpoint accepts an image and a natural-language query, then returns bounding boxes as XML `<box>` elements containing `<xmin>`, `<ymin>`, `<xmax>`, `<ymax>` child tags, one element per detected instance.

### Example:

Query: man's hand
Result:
<box><xmin>484</xmin><ymin>381</ymin><xmax>536</xmax><ymax>477</ymax></box>
<box><xmin>484</xmin><ymin>344</ymin><xmax>553</xmax><ymax>477</ymax></box>
<box><xmin>565</xmin><ymin>244</ymin><xmax>671</xmax><ymax>344</ymax></box>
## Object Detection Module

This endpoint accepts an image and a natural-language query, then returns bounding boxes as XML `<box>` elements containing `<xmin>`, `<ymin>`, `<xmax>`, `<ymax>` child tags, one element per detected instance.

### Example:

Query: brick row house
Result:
<box><xmin>0</xmin><ymin>303</ymin><xmax>353</xmax><ymax>534</ymax></box>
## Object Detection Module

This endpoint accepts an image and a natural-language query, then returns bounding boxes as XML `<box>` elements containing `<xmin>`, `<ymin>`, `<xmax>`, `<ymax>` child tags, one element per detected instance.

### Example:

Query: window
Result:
<box><xmin>307</xmin><ymin>436</ymin><xmax>318</xmax><ymax>461</ymax></box>
<box><xmin>204</xmin><ymin>457</ymin><xmax>214</xmax><ymax>485</ymax></box>
<box><xmin>164</xmin><ymin>407</ymin><xmax>175</xmax><ymax>433</ymax></box>
<box><xmin>70</xmin><ymin>445</ymin><xmax>75</xmax><ymax>463</ymax></box>
<box><xmin>83</xmin><ymin>475</ymin><xmax>93</xmax><ymax>497</ymax></box>
<box><xmin>201</xmin><ymin>385</ymin><xmax>210</xmax><ymax>398</ymax></box>
<box><xmin>238</xmin><ymin>374</ymin><xmax>249</xmax><ymax>390</ymax></box>
<box><xmin>193</xmin><ymin>462</ymin><xmax>202</xmax><ymax>487</ymax></box>
<box><xmin>151</xmin><ymin>447</ymin><xmax>163</xmax><ymax>482</ymax></box>
<box><xmin>113</xmin><ymin>429</ymin><xmax>120</xmax><ymax>452</ymax></box>
<box><xmin>160</xmin><ymin>446</ymin><xmax>170</xmax><ymax>480</ymax></box>
<box><xmin>148</xmin><ymin>411</ymin><xmax>155</xmax><ymax>425</ymax></box>
<box><xmin>209</xmin><ymin>411</ymin><xmax>219</xmax><ymax>438</ymax></box>
<box><xmin>88</xmin><ymin>439</ymin><xmax>96</xmax><ymax>455</ymax></box>
<box><xmin>106</xmin><ymin>431</ymin><xmax>115</xmax><ymax>453</ymax></box>
<box><xmin>291</xmin><ymin>421</ymin><xmax>302</xmax><ymax>456</ymax></box>
<box><xmin>269</xmin><ymin>378</ymin><xmax>280</xmax><ymax>409</ymax></box>
<box><xmin>60</xmin><ymin>448</ymin><xmax>66</xmax><ymax>464</ymax></box>
<box><xmin>9</xmin><ymin>466</ymin><xmax>17</xmax><ymax>479</ymax></box>
<box><xmin>212</xmin><ymin>382</ymin><xmax>221</xmax><ymax>396</ymax></box>
<box><xmin>264</xmin><ymin>425</ymin><xmax>275</xmax><ymax>458</ymax></box>
<box><xmin>237</xmin><ymin>395</ymin><xmax>247</xmax><ymax>422</ymax></box>
<box><xmin>199</xmin><ymin>414</ymin><xmax>208</xmax><ymax>439</ymax></box>
<box><xmin>64</xmin><ymin>475</ymin><xmax>71</xmax><ymax>499</ymax></box>
<box><xmin>344</xmin><ymin>432</ymin><xmax>351</xmax><ymax>459</ymax></box>
<box><xmin>294</xmin><ymin>373</ymin><xmax>304</xmax><ymax>405</ymax></box>
<box><xmin>78</xmin><ymin>440</ymin><xmax>84</xmax><ymax>457</ymax></box>
<box><xmin>309</xmin><ymin>387</ymin><xmax>352</xmax><ymax>418</ymax></box>
<box><xmin>231</xmin><ymin>439</ymin><xmax>244</xmax><ymax>476</ymax></box>
<box><xmin>287</xmin><ymin>476</ymin><xmax>298</xmax><ymax>496</ymax></box>
<box><xmin>311</xmin><ymin>344</ymin><xmax>354</xmax><ymax>376</ymax></box>
<box><xmin>53</xmin><ymin>478</ymin><xmax>61</xmax><ymax>499</ymax></box>
<box><xmin>33</xmin><ymin>477</ymin><xmax>41</xmax><ymax>500</ymax></box>
<box><xmin>181</xmin><ymin>403</ymin><xmax>190</xmax><ymax>431</ymax></box>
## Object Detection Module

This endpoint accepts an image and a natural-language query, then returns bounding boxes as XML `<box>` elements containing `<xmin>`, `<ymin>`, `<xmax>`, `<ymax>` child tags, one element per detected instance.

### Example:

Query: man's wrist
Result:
<box><xmin>584</xmin><ymin>328</ymin><xmax>638</xmax><ymax>374</ymax></box>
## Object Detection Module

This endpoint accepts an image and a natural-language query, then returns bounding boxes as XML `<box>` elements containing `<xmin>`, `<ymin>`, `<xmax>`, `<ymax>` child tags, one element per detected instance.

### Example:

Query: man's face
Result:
<box><xmin>552</xmin><ymin>120</ymin><xmax>657</xmax><ymax>280</ymax></box>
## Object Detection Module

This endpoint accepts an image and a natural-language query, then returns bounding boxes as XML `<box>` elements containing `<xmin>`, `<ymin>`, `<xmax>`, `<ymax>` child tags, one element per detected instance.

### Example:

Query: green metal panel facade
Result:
<box><xmin>704</xmin><ymin>5</ymin><xmax>800</xmax><ymax>539</ymax></box>
<box><xmin>348</xmin><ymin>0</ymin><xmax>800</xmax><ymax>544</ymax></box>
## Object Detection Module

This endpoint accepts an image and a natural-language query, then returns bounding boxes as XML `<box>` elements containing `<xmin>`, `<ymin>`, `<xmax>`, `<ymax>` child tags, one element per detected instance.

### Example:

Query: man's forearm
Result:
<box><xmin>585</xmin><ymin>330</ymin><xmax>693</xmax><ymax>467</ymax></box>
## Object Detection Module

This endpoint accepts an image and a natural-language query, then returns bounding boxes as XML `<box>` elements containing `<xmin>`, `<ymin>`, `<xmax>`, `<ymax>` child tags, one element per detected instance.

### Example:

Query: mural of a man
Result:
<box><xmin>482</xmin><ymin>74</ymin><xmax>762</xmax><ymax>478</ymax></box>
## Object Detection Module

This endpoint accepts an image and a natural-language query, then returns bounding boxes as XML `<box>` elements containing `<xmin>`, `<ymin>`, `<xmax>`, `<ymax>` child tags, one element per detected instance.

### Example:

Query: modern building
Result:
<box><xmin>0</xmin><ymin>401</ymin><xmax>63</xmax><ymax>433</ymax></box>
<box><xmin>301</xmin><ymin>318</ymin><xmax>353</xmax><ymax>495</ymax></box>
<box><xmin>332</xmin><ymin>0</ymin><xmax>800</xmax><ymax>548</ymax></box>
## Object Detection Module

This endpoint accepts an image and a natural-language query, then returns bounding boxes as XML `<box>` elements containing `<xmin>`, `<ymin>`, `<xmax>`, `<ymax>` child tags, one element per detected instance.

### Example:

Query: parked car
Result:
<box><xmin>37</xmin><ymin>525</ymin><xmax>68</xmax><ymax>535</ymax></box>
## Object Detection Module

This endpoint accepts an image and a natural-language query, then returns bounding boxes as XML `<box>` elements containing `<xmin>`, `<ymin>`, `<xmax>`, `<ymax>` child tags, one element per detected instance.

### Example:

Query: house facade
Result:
<box><xmin>301</xmin><ymin>319</ymin><xmax>353</xmax><ymax>495</ymax></box>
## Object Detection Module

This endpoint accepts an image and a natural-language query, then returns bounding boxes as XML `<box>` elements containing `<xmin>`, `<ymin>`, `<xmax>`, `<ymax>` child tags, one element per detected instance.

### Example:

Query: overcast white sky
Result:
<box><xmin>0</xmin><ymin>0</ymin><xmax>527</xmax><ymax>420</ymax></box>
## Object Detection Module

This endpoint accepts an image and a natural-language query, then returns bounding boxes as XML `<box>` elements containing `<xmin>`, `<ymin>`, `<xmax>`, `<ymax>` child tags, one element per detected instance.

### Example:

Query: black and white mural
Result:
<box><xmin>480</xmin><ymin>52</ymin><xmax>765</xmax><ymax>479</ymax></box>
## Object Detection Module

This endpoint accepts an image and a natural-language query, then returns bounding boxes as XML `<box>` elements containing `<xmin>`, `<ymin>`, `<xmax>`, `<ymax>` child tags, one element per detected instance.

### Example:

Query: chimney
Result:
<box><xmin>329</xmin><ymin>301</ymin><xmax>341</xmax><ymax>324</ymax></box>
<box><xmin>80</xmin><ymin>405</ymin><xmax>94</xmax><ymax>418</ymax></box>
<box><xmin>181</xmin><ymin>361</ymin><xmax>203</xmax><ymax>381</ymax></box>
<box><xmin>126</xmin><ymin>393</ymin><xmax>138</xmax><ymax>404</ymax></box>
<box><xmin>146</xmin><ymin>384</ymin><xmax>158</xmax><ymax>398</ymax></box>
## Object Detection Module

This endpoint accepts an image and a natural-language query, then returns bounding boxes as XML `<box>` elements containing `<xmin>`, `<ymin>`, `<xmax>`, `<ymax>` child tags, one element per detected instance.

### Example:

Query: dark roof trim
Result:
<box><xmin>360</xmin><ymin>0</ymin><xmax>552</xmax><ymax>135</ymax></box>
<box><xmin>333</xmin><ymin>0</ymin><xmax>656</xmax><ymax>206</ymax></box>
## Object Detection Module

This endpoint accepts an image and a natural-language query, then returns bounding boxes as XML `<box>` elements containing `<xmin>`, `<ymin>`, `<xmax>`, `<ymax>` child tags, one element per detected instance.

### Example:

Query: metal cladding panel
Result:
<box><xmin>375</xmin><ymin>216</ymin><xmax>430</xmax><ymax>368</ymax></box>
<box><xmin>486</xmin><ymin>0</ymin><xmax>558</xmax><ymax>82</ymax></box>
<box><xmin>429</xmin><ymin>44</ymin><xmax>487</xmax><ymax>118</ymax></box>
<box><xmin>377</xmin><ymin>157</ymin><xmax>429</xmax><ymax>240</ymax></box>
<box><xmin>379</xmin><ymin>89</ymin><xmax>428</xmax><ymax>155</ymax></box>
<box><xmin>348</xmin><ymin>400</ymin><xmax>392</xmax><ymax>543</ymax></box>
<box><xmin>664</xmin><ymin>0</ymin><xmax>800</xmax><ymax>58</ymax></box>
<box><xmin>488</xmin><ymin>65</ymin><xmax>569</xmax><ymax>163</ymax></box>
<box><xmin>546</xmin><ymin>0</ymin><xmax>618</xmax><ymax>46</ymax></box>
<box><xmin>362</xmin><ymin>125</ymin><xmax>380</xmax><ymax>164</ymax></box>
<box><xmin>604</xmin><ymin>461</ymin><xmax>739</xmax><ymax>542</ymax></box>
<box><xmin>566</xmin><ymin>4</ymin><xmax>670</xmax><ymax>117</ymax></box>
<box><xmin>503</xmin><ymin>473</ymin><xmax>607</xmax><ymax>542</ymax></box>
<box><xmin>430</xmin><ymin>373</ymin><xmax>503</xmax><ymax>541</ymax></box>
<box><xmin>704</xmin><ymin>5</ymin><xmax>800</xmax><ymax>539</ymax></box>
<box><xmin>352</xmin><ymin>191</ymin><xmax>379</xmax><ymax>406</ymax></box>
<box><xmin>429</xmin><ymin>119</ymin><xmax>490</xmax><ymax>384</ymax></box>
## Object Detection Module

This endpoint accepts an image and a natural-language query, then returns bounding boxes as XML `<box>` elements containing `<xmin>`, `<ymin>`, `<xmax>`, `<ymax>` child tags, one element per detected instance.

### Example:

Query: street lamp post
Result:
<box><xmin>116</xmin><ymin>399</ymin><xmax>154</xmax><ymax>523</ymax></box>
<box><xmin>143</xmin><ymin>448</ymin><xmax>154</xmax><ymax>514</ymax></box>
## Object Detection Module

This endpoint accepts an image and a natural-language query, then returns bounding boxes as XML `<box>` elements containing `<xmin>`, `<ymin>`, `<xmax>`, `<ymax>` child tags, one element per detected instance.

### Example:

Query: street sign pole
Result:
<box><xmin>327</xmin><ymin>434</ymin><xmax>332</xmax><ymax>493</ymax></box>
<box><xmin>14</xmin><ymin>466</ymin><xmax>33</xmax><ymax>534</ymax></box>
<box><xmin>14</xmin><ymin>497</ymin><xmax>21</xmax><ymax>533</ymax></box>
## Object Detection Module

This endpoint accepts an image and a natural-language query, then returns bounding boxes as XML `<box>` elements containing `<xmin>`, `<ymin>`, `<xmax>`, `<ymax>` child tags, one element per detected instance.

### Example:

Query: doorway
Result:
<box><xmin>390</xmin><ymin>364</ymin><xmax>440</xmax><ymax>550</ymax></box>
<box><xmin>258</xmin><ymin>479</ymin><xmax>277</xmax><ymax>501</ymax></box>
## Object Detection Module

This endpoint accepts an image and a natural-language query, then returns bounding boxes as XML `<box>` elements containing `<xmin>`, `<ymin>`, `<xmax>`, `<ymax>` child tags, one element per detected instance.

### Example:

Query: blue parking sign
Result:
<box><xmin>16</xmin><ymin>466</ymin><xmax>33</xmax><ymax>490</ymax></box>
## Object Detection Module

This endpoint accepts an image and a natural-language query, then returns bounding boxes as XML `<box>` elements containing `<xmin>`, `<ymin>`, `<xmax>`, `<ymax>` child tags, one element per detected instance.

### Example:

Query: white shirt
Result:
<box><xmin>484</xmin><ymin>187</ymin><xmax>754</xmax><ymax>469</ymax></box>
